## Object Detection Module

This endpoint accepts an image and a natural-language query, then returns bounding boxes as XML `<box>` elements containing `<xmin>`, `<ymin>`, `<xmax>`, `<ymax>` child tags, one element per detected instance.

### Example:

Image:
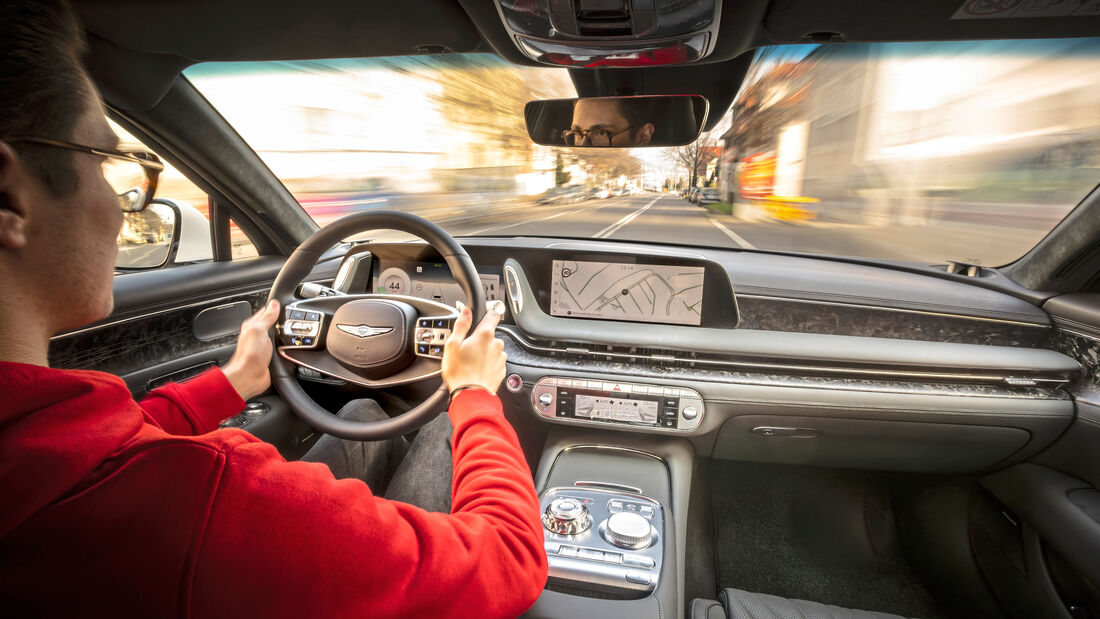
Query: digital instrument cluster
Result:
<box><xmin>374</xmin><ymin>260</ymin><xmax>501</xmax><ymax>307</ymax></box>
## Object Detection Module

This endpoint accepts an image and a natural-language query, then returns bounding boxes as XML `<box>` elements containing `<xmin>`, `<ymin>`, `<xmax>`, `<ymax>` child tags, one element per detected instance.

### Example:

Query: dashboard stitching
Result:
<box><xmin>1077</xmin><ymin>415</ymin><xmax>1100</xmax><ymax>430</ymax></box>
<box><xmin>701</xmin><ymin>399</ymin><xmax>1071</xmax><ymax>418</ymax></box>
<box><xmin>732</xmin><ymin>285</ymin><xmax>1047</xmax><ymax>320</ymax></box>
<box><xmin>1054</xmin><ymin>317</ymin><xmax>1100</xmax><ymax>340</ymax></box>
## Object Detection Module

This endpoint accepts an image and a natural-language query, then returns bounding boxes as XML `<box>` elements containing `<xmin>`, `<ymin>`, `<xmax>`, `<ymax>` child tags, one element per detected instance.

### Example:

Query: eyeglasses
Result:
<box><xmin>3</xmin><ymin>136</ymin><xmax>164</xmax><ymax>212</ymax></box>
<box><xmin>561</xmin><ymin>126</ymin><xmax>636</xmax><ymax>147</ymax></box>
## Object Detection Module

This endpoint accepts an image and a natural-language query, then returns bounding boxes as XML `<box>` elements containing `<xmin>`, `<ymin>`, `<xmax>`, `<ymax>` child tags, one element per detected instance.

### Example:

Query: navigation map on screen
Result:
<box><xmin>550</xmin><ymin>260</ymin><xmax>704</xmax><ymax>325</ymax></box>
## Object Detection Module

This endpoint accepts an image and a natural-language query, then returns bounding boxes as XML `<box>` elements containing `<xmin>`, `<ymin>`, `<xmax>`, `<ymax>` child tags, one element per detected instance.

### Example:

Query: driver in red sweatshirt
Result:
<box><xmin>0</xmin><ymin>1</ymin><xmax>547</xmax><ymax>617</ymax></box>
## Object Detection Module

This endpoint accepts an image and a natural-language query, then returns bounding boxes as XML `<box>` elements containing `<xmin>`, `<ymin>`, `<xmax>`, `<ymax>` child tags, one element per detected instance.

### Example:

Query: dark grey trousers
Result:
<box><xmin>301</xmin><ymin>399</ymin><xmax>454</xmax><ymax>513</ymax></box>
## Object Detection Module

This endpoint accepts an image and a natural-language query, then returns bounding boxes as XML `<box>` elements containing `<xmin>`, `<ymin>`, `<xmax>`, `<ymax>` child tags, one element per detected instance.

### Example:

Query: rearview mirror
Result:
<box><xmin>525</xmin><ymin>95</ymin><xmax>708</xmax><ymax>148</ymax></box>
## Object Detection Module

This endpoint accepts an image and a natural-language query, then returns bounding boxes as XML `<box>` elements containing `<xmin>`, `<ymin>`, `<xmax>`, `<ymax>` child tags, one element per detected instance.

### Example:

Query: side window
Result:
<box><xmin>110</xmin><ymin>119</ymin><xmax>259</xmax><ymax>270</ymax></box>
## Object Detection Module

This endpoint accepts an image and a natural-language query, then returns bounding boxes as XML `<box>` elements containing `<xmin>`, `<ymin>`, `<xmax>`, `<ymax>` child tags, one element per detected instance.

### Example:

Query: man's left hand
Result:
<box><xmin>222</xmin><ymin>300</ymin><xmax>281</xmax><ymax>401</ymax></box>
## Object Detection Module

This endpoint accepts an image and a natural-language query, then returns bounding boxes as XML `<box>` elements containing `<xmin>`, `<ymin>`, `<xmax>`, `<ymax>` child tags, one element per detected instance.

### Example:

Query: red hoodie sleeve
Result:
<box><xmin>138</xmin><ymin>368</ymin><xmax>245</xmax><ymax>435</ymax></box>
<box><xmin>189</xmin><ymin>389</ymin><xmax>548</xmax><ymax>619</ymax></box>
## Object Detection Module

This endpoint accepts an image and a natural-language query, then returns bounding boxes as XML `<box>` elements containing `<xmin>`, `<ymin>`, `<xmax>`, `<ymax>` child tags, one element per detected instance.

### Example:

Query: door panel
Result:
<box><xmin>47</xmin><ymin>255</ymin><xmax>342</xmax><ymax>449</ymax></box>
<box><xmin>973</xmin><ymin>293</ymin><xmax>1100</xmax><ymax>618</ymax></box>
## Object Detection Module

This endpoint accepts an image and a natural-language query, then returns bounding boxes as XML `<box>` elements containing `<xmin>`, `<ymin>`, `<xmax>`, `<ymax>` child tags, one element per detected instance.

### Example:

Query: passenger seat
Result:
<box><xmin>691</xmin><ymin>588</ymin><xmax>912</xmax><ymax>619</ymax></box>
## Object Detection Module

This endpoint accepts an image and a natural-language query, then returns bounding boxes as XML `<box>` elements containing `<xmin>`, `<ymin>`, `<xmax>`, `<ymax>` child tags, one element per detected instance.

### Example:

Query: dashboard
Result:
<box><xmin>363</xmin><ymin>243</ymin><xmax>738</xmax><ymax>328</ymax></box>
<box><xmin>323</xmin><ymin>237</ymin><xmax>1082</xmax><ymax>476</ymax></box>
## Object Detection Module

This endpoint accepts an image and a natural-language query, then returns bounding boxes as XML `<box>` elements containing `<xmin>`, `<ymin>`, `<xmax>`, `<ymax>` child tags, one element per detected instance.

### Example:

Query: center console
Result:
<box><xmin>522</xmin><ymin>437</ymin><xmax>694</xmax><ymax>619</ymax></box>
<box><xmin>542</xmin><ymin>486</ymin><xmax>664</xmax><ymax>596</ymax></box>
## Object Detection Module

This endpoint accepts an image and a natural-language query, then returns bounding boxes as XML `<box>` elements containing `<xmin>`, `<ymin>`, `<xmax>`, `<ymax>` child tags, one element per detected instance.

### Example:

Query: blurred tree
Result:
<box><xmin>380</xmin><ymin>55</ymin><xmax>575</xmax><ymax>191</ymax></box>
<box><xmin>669</xmin><ymin>133</ymin><xmax>717</xmax><ymax>188</ymax></box>
<box><xmin>575</xmin><ymin>149</ymin><xmax>643</xmax><ymax>184</ymax></box>
<box><xmin>555</xmin><ymin>153</ymin><xmax>571</xmax><ymax>186</ymax></box>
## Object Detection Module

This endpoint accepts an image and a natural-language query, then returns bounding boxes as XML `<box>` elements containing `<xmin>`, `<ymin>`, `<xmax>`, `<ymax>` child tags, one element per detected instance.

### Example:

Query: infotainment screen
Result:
<box><xmin>550</xmin><ymin>260</ymin><xmax>705</xmax><ymax>326</ymax></box>
<box><xmin>574</xmin><ymin>395</ymin><xmax>659</xmax><ymax>425</ymax></box>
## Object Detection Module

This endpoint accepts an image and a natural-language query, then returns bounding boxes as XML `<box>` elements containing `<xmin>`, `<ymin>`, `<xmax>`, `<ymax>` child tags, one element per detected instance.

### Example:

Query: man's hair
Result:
<box><xmin>0</xmin><ymin>0</ymin><xmax>92</xmax><ymax>195</ymax></box>
<box><xmin>614</xmin><ymin>98</ymin><xmax>655</xmax><ymax>141</ymax></box>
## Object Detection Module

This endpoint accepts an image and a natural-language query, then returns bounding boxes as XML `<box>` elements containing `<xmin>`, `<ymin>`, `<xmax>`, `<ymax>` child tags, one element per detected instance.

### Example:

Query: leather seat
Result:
<box><xmin>691</xmin><ymin>588</ymin><xmax>913</xmax><ymax>619</ymax></box>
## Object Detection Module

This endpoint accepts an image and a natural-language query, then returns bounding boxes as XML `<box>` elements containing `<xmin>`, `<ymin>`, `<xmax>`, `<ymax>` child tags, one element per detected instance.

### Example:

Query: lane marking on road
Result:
<box><xmin>594</xmin><ymin>196</ymin><xmax>661</xmax><ymax>239</ymax></box>
<box><xmin>464</xmin><ymin>206</ymin><xmax>586</xmax><ymax>236</ymax></box>
<box><xmin>304</xmin><ymin>197</ymin><xmax>387</xmax><ymax>208</ymax></box>
<box><xmin>707</xmin><ymin>216</ymin><xmax>756</xmax><ymax>249</ymax></box>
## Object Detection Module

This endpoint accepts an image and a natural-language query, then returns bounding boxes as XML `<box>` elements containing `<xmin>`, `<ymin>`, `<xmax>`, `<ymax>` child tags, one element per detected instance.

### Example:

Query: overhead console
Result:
<box><xmin>493</xmin><ymin>0</ymin><xmax>721</xmax><ymax>66</ymax></box>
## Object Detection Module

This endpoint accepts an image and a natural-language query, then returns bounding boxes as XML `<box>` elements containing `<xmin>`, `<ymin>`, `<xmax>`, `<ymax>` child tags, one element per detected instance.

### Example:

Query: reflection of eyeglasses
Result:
<box><xmin>561</xmin><ymin>126</ymin><xmax>636</xmax><ymax>147</ymax></box>
<box><xmin>3</xmin><ymin>136</ymin><xmax>164</xmax><ymax>212</ymax></box>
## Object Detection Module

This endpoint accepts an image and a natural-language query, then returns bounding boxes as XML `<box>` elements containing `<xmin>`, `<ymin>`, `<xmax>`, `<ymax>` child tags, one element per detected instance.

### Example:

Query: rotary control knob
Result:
<box><xmin>605</xmin><ymin>512</ymin><xmax>653</xmax><ymax>549</ymax></box>
<box><xmin>543</xmin><ymin>498</ymin><xmax>592</xmax><ymax>535</ymax></box>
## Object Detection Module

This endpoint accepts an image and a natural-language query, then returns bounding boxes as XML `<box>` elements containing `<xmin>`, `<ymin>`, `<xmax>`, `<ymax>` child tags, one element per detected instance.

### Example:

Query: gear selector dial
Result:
<box><xmin>605</xmin><ymin>512</ymin><xmax>653</xmax><ymax>549</ymax></box>
<box><xmin>543</xmin><ymin>498</ymin><xmax>592</xmax><ymax>535</ymax></box>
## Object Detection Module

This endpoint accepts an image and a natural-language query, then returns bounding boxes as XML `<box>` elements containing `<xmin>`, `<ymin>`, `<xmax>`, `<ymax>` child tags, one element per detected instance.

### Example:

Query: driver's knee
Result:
<box><xmin>335</xmin><ymin>399</ymin><xmax>390</xmax><ymax>424</ymax></box>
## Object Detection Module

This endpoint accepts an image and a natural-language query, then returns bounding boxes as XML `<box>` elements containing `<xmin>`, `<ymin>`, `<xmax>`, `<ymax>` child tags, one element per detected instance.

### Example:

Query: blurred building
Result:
<box><xmin>718</xmin><ymin>39</ymin><xmax>1100</xmax><ymax>227</ymax></box>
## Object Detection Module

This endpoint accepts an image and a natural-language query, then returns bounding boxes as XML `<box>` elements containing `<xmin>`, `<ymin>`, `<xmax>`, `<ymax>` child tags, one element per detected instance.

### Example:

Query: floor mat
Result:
<box><xmin>710</xmin><ymin>461</ymin><xmax>948</xmax><ymax>619</ymax></box>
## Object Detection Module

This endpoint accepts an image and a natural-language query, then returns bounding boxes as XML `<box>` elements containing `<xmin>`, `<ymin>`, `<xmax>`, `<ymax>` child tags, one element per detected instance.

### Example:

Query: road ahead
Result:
<box><xmin>334</xmin><ymin>192</ymin><xmax>1049</xmax><ymax>265</ymax></box>
<box><xmin>343</xmin><ymin>194</ymin><xmax>754</xmax><ymax>250</ymax></box>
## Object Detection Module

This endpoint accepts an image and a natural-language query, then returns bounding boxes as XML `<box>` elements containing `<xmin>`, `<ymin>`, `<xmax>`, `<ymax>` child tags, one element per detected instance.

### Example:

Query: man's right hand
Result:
<box><xmin>441</xmin><ymin>307</ymin><xmax>506</xmax><ymax>394</ymax></box>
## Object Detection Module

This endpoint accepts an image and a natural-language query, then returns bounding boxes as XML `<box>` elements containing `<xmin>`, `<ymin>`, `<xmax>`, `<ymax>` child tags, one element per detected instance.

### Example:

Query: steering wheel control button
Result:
<box><xmin>433</xmin><ymin>318</ymin><xmax>448</xmax><ymax>328</ymax></box>
<box><xmin>605</xmin><ymin>512</ymin><xmax>653</xmax><ymax>549</ymax></box>
<box><xmin>416</xmin><ymin>344</ymin><xmax>429</xmax><ymax>355</ymax></box>
<box><xmin>417</xmin><ymin>318</ymin><xmax>431</xmax><ymax>328</ymax></box>
<box><xmin>543</xmin><ymin>497</ymin><xmax>592</xmax><ymax>535</ymax></box>
<box><xmin>505</xmin><ymin>374</ymin><xmax>524</xmax><ymax>393</ymax></box>
<box><xmin>428</xmin><ymin>345</ymin><xmax>443</xmax><ymax>356</ymax></box>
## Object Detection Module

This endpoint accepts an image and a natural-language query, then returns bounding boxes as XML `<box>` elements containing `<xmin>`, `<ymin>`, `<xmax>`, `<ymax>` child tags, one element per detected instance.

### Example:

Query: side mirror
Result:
<box><xmin>525</xmin><ymin>95</ymin><xmax>708</xmax><ymax>148</ymax></box>
<box><xmin>116</xmin><ymin>202</ymin><xmax>176</xmax><ymax>269</ymax></box>
<box><xmin>115</xmin><ymin>198</ymin><xmax>214</xmax><ymax>270</ymax></box>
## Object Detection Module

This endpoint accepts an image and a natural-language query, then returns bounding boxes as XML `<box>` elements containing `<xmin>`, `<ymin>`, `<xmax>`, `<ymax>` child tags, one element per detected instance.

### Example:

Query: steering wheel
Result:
<box><xmin>266</xmin><ymin>211</ymin><xmax>486</xmax><ymax>440</ymax></box>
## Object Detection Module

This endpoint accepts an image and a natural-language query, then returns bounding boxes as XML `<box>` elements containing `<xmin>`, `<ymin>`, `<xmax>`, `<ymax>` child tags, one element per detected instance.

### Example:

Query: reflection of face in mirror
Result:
<box><xmin>563</xmin><ymin>99</ymin><xmax>655</xmax><ymax>147</ymax></box>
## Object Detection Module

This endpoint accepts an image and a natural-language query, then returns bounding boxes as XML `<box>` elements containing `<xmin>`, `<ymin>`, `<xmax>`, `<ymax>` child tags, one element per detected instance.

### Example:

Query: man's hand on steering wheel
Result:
<box><xmin>223</xmin><ymin>300</ymin><xmax>282</xmax><ymax>401</ymax></box>
<box><xmin>441</xmin><ymin>307</ymin><xmax>506</xmax><ymax>395</ymax></box>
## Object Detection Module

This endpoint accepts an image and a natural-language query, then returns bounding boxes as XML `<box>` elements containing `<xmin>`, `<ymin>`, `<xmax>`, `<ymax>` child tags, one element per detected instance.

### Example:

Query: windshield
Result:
<box><xmin>185</xmin><ymin>40</ymin><xmax>1100</xmax><ymax>266</ymax></box>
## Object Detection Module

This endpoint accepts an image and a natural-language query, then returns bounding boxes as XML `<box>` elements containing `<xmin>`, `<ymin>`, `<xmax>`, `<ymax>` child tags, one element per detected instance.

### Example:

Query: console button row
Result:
<box><xmin>608</xmin><ymin>500</ymin><xmax>656</xmax><ymax>519</ymax></box>
<box><xmin>545</xmin><ymin>544</ymin><xmax>655</xmax><ymax>569</ymax></box>
<box><xmin>542</xmin><ymin>378</ymin><xmax>698</xmax><ymax>398</ymax></box>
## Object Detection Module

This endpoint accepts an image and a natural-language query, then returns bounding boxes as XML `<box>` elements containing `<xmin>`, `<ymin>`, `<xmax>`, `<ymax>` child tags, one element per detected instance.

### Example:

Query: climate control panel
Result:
<box><xmin>531</xmin><ymin>377</ymin><xmax>704</xmax><ymax>431</ymax></box>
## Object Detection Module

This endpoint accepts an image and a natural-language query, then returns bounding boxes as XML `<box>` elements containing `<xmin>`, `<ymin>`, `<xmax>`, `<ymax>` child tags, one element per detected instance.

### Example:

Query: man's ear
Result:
<box><xmin>0</xmin><ymin>141</ymin><xmax>31</xmax><ymax>249</ymax></box>
<box><xmin>636</xmin><ymin>123</ymin><xmax>655</xmax><ymax>146</ymax></box>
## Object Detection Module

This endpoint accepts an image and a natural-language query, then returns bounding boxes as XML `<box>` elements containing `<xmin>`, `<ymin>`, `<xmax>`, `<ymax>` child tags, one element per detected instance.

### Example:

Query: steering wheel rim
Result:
<box><xmin>267</xmin><ymin>210</ymin><xmax>486</xmax><ymax>441</ymax></box>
